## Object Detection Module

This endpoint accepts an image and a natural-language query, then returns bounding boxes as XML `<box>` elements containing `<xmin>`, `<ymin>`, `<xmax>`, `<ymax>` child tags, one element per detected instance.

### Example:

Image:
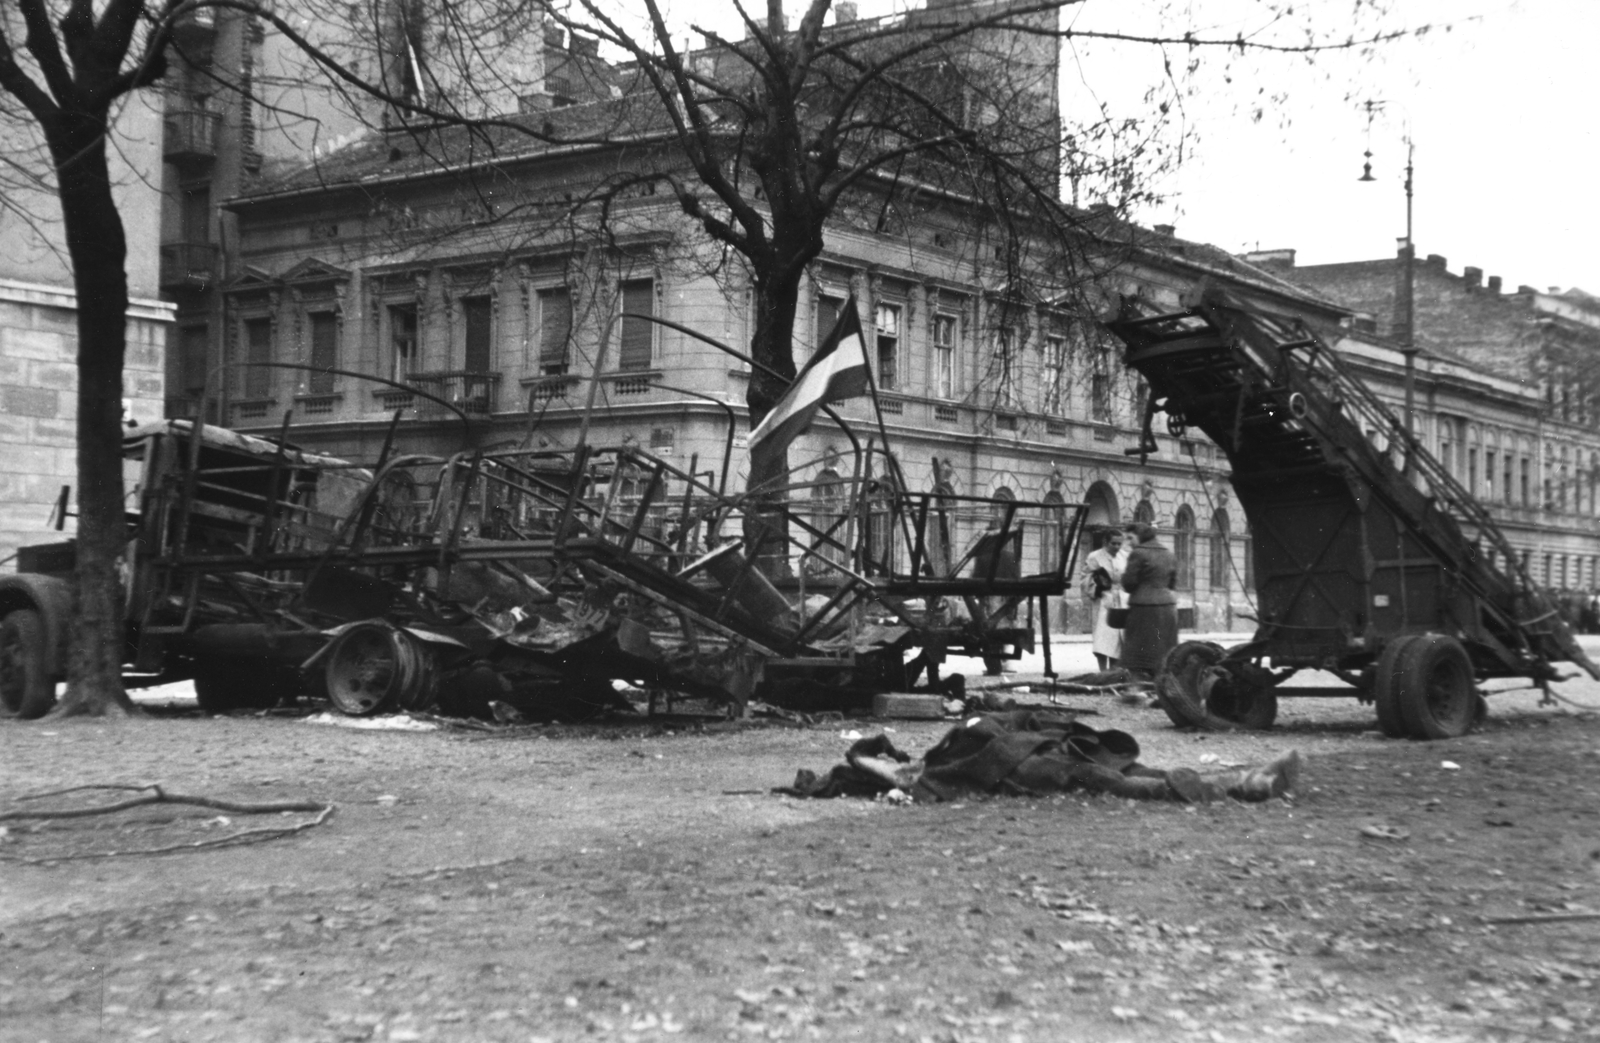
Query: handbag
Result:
<box><xmin>1105</xmin><ymin>607</ymin><xmax>1129</xmax><ymax>629</ymax></box>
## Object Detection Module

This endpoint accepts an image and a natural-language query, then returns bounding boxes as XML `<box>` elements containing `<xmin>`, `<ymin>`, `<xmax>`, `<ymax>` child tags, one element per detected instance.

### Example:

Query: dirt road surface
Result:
<box><xmin>4</xmin><ymin>636</ymin><xmax>1600</xmax><ymax>1043</ymax></box>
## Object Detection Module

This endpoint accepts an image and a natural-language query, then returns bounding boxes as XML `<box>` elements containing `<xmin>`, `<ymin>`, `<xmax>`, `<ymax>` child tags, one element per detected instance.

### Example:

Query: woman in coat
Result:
<box><xmin>1080</xmin><ymin>529</ymin><xmax>1128</xmax><ymax>670</ymax></box>
<box><xmin>1120</xmin><ymin>523</ymin><xmax>1179</xmax><ymax>680</ymax></box>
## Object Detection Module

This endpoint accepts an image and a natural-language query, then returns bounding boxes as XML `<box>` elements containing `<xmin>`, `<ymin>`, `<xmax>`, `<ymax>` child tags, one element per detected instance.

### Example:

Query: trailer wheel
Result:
<box><xmin>1371</xmin><ymin>639</ymin><xmax>1412</xmax><ymax>738</ymax></box>
<box><xmin>324</xmin><ymin>623</ymin><xmax>434</xmax><ymax>716</ymax></box>
<box><xmin>0</xmin><ymin>609</ymin><xmax>55</xmax><ymax>719</ymax></box>
<box><xmin>1393</xmin><ymin>634</ymin><xmax>1477</xmax><ymax>740</ymax></box>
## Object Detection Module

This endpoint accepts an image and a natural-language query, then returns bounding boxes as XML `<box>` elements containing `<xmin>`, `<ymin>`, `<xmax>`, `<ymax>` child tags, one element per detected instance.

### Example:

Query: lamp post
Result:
<box><xmin>1361</xmin><ymin>104</ymin><xmax>1418</xmax><ymax>475</ymax></box>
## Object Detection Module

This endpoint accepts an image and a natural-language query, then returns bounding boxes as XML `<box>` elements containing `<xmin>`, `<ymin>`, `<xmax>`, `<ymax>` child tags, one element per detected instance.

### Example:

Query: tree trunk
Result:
<box><xmin>744</xmin><ymin>271</ymin><xmax>804</xmax><ymax>577</ymax></box>
<box><xmin>47</xmin><ymin>114</ymin><xmax>135</xmax><ymax>718</ymax></box>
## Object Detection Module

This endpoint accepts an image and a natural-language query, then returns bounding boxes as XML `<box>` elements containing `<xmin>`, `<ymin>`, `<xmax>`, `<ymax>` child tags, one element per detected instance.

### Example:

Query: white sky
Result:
<box><xmin>1122</xmin><ymin>0</ymin><xmax>1600</xmax><ymax>295</ymax></box>
<box><xmin>661</xmin><ymin>0</ymin><xmax>1598</xmax><ymax>293</ymax></box>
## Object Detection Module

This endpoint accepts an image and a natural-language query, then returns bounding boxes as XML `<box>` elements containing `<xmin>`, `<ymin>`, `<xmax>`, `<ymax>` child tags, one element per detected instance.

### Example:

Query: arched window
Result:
<box><xmin>867</xmin><ymin>475</ymin><xmax>900</xmax><ymax>576</ymax></box>
<box><xmin>1040</xmin><ymin>491</ymin><xmax>1066</xmax><ymax>573</ymax></box>
<box><xmin>808</xmin><ymin>468</ymin><xmax>844</xmax><ymax>574</ymax></box>
<box><xmin>1242</xmin><ymin>523</ymin><xmax>1254</xmax><ymax>593</ymax></box>
<box><xmin>1081</xmin><ymin>476</ymin><xmax>1120</xmax><ymax>534</ymax></box>
<box><xmin>1209</xmin><ymin>508</ymin><xmax>1231</xmax><ymax>591</ymax></box>
<box><xmin>1174</xmin><ymin>505</ymin><xmax>1195</xmax><ymax>591</ymax></box>
<box><xmin>928</xmin><ymin>481</ymin><xmax>957</xmax><ymax>577</ymax></box>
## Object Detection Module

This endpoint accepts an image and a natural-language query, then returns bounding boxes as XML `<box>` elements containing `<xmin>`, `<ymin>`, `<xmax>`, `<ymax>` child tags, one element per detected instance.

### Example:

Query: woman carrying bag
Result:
<box><xmin>1081</xmin><ymin>529</ymin><xmax>1128</xmax><ymax>670</ymax></box>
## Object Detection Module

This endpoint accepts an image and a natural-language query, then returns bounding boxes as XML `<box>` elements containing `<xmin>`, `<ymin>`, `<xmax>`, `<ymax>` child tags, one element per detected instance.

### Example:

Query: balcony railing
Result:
<box><xmin>163</xmin><ymin>108</ymin><xmax>220</xmax><ymax>162</ymax></box>
<box><xmin>408</xmin><ymin>370</ymin><xmax>501</xmax><ymax>416</ymax></box>
<box><xmin>158</xmin><ymin>241</ymin><xmax>216</xmax><ymax>291</ymax></box>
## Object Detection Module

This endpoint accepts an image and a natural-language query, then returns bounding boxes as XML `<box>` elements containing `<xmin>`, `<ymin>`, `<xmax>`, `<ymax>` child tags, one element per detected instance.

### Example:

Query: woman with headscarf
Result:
<box><xmin>1080</xmin><ymin>529</ymin><xmax>1128</xmax><ymax>670</ymax></box>
<box><xmin>1120</xmin><ymin>522</ymin><xmax>1179</xmax><ymax>680</ymax></box>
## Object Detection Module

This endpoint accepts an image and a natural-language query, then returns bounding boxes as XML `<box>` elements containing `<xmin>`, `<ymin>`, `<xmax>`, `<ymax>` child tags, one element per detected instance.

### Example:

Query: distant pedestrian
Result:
<box><xmin>1081</xmin><ymin>529</ymin><xmax>1128</xmax><ymax>670</ymax></box>
<box><xmin>1120</xmin><ymin>522</ymin><xmax>1179</xmax><ymax>681</ymax></box>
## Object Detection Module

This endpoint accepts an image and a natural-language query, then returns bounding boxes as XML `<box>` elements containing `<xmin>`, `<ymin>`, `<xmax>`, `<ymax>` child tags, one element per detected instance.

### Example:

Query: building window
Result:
<box><xmin>1521</xmin><ymin>456</ymin><xmax>1531</xmax><ymax>506</ymax></box>
<box><xmin>1467</xmin><ymin>447</ymin><xmax>1478</xmax><ymax>495</ymax></box>
<box><xmin>462</xmin><ymin>295</ymin><xmax>492</xmax><ymax>373</ymax></box>
<box><xmin>538</xmin><ymin>287</ymin><xmax>572</xmax><ymax>375</ymax></box>
<box><xmin>1042</xmin><ymin>334</ymin><xmax>1066</xmax><ymax>414</ymax></box>
<box><xmin>308</xmin><ymin>312</ymin><xmax>337</xmax><ymax>395</ymax></box>
<box><xmin>807</xmin><ymin>468</ymin><xmax>845</xmax><ymax>574</ymax></box>
<box><xmin>875</xmin><ymin>302</ymin><xmax>900</xmax><ymax>391</ymax></box>
<box><xmin>1485</xmin><ymin>449</ymin><xmax>1496</xmax><ymax>502</ymax></box>
<box><xmin>815</xmin><ymin>294</ymin><xmax>844</xmax><ymax>364</ymax></box>
<box><xmin>1174</xmin><ymin>506</ymin><xmax>1195</xmax><ymax>592</ymax></box>
<box><xmin>1209</xmin><ymin>508</ymin><xmax>1230</xmax><ymax>591</ymax></box>
<box><xmin>994</xmin><ymin>327</ymin><xmax>1016</xmax><ymax>409</ymax></box>
<box><xmin>1544</xmin><ymin>553</ymin><xmax>1553</xmax><ymax>587</ymax></box>
<box><xmin>933</xmin><ymin>313</ymin><xmax>957</xmax><ymax>400</ymax></box>
<box><xmin>1090</xmin><ymin>366</ymin><xmax>1111</xmax><ymax>423</ymax></box>
<box><xmin>1040</xmin><ymin>491</ymin><xmax>1066</xmax><ymax>573</ymax></box>
<box><xmin>387</xmin><ymin>303</ymin><xmax>417</xmax><ymax>383</ymax></box>
<box><xmin>617</xmin><ymin>279</ymin><xmax>654</xmax><ymax>372</ymax></box>
<box><xmin>180</xmin><ymin>324</ymin><xmax>208</xmax><ymax>400</ymax></box>
<box><xmin>243</xmin><ymin>318</ymin><xmax>272</xmax><ymax>399</ymax></box>
<box><xmin>1505</xmin><ymin>453</ymin><xmax>1515</xmax><ymax>505</ymax></box>
<box><xmin>1243</xmin><ymin>527</ymin><xmax>1254</xmax><ymax>592</ymax></box>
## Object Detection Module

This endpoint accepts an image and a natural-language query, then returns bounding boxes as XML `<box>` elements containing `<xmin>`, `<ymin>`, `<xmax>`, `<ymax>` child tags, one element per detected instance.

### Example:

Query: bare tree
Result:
<box><xmin>0</xmin><ymin>0</ymin><xmax>1417</xmax><ymax>714</ymax></box>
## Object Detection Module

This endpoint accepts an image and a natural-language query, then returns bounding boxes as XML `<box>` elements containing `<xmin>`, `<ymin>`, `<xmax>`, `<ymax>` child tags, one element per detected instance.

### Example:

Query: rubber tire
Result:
<box><xmin>1205</xmin><ymin>673</ymin><xmax>1279</xmax><ymax>730</ymax></box>
<box><xmin>1154</xmin><ymin>641</ymin><xmax>1225</xmax><ymax>729</ymax></box>
<box><xmin>1371</xmin><ymin>637</ymin><xmax>1414</xmax><ymax>739</ymax></box>
<box><xmin>0</xmin><ymin>609</ymin><xmax>55</xmax><ymax>719</ymax></box>
<box><xmin>1393</xmin><ymin>634</ymin><xmax>1477</xmax><ymax>740</ymax></box>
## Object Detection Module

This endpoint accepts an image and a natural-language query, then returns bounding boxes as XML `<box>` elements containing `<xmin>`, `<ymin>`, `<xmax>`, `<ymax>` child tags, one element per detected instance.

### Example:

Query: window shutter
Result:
<box><xmin>618</xmin><ymin>280</ymin><xmax>653</xmax><ymax>371</ymax></box>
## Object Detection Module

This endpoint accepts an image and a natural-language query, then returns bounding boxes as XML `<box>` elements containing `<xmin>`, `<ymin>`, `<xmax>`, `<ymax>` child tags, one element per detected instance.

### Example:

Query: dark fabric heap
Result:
<box><xmin>779</xmin><ymin>711</ymin><xmax>1233</xmax><ymax>804</ymax></box>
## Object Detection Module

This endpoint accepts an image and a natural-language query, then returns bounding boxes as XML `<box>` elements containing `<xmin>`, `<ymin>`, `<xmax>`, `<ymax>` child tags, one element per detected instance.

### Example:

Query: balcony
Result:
<box><xmin>163</xmin><ymin>107</ymin><xmax>220</xmax><ymax>162</ymax></box>
<box><xmin>408</xmin><ymin>371</ymin><xmax>502</xmax><ymax>417</ymax></box>
<box><xmin>159</xmin><ymin>241</ymin><xmax>216</xmax><ymax>292</ymax></box>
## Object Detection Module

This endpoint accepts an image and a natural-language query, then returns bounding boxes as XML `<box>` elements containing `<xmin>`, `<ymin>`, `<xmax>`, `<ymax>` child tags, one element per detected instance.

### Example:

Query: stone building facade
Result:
<box><xmin>0</xmin><ymin>95</ymin><xmax>171</xmax><ymax>566</ymax></box>
<box><xmin>1247</xmin><ymin>248</ymin><xmax>1600</xmax><ymax>596</ymax></box>
<box><xmin>194</xmin><ymin>0</ymin><xmax>1574</xmax><ymax>638</ymax></box>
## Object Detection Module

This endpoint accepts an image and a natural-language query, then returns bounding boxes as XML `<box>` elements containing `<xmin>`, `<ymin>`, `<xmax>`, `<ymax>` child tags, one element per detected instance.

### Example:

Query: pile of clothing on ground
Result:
<box><xmin>779</xmin><ymin>710</ymin><xmax>1300</xmax><ymax>804</ymax></box>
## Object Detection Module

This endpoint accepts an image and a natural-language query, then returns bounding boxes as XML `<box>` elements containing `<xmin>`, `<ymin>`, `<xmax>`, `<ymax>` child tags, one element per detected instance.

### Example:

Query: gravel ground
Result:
<box><xmin>3</xmin><ymin>635</ymin><xmax>1600</xmax><ymax>1043</ymax></box>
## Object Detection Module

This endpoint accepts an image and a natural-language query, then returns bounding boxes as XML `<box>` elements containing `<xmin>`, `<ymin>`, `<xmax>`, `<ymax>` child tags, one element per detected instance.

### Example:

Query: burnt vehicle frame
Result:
<box><xmin>0</xmin><ymin>369</ymin><xmax>1088</xmax><ymax>719</ymax></box>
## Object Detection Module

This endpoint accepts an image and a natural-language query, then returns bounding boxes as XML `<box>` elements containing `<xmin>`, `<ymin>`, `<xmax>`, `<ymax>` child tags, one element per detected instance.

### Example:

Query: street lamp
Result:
<box><xmin>1360</xmin><ymin>101</ymin><xmax>1418</xmax><ymax>475</ymax></box>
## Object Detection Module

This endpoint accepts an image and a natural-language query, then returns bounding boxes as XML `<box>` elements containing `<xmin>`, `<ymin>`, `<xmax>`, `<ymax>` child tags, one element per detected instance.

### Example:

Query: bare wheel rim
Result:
<box><xmin>326</xmin><ymin>627</ymin><xmax>399</xmax><ymax>716</ymax></box>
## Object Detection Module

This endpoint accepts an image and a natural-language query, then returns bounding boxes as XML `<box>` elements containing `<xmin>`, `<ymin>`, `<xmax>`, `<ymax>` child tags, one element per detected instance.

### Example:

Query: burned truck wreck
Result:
<box><xmin>0</xmin><ymin>416</ymin><xmax>1086</xmax><ymax>720</ymax></box>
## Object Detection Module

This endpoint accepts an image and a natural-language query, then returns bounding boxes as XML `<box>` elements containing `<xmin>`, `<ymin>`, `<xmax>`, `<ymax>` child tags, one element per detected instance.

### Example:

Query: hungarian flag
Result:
<box><xmin>749</xmin><ymin>295</ymin><xmax>870</xmax><ymax>454</ymax></box>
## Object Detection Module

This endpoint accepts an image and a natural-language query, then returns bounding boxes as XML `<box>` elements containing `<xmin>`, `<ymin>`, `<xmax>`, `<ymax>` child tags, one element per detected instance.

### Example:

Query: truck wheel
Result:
<box><xmin>0</xmin><ymin>609</ymin><xmax>55</xmax><ymax>719</ymax></box>
<box><xmin>1393</xmin><ymin>634</ymin><xmax>1477</xmax><ymax>740</ymax></box>
<box><xmin>1371</xmin><ymin>637</ymin><xmax>1413</xmax><ymax>739</ymax></box>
